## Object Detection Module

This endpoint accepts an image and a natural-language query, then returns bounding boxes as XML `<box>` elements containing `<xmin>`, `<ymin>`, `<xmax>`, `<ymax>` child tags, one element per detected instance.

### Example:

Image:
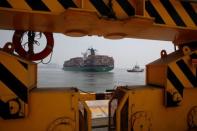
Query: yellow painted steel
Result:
<box><xmin>80</xmin><ymin>92</ymin><xmax>112</xmax><ymax>101</ymax></box>
<box><xmin>110</xmin><ymin>48</ymin><xmax>196</xmax><ymax>130</ymax></box>
<box><xmin>169</xmin><ymin>62</ymin><xmax>194</xmax><ymax>88</ymax></box>
<box><xmin>0</xmin><ymin>0</ymin><xmax>197</xmax><ymax>43</ymax></box>
<box><xmin>0</xmin><ymin>50</ymin><xmax>37</xmax><ymax>118</ymax></box>
<box><xmin>113</xmin><ymin>86</ymin><xmax>197</xmax><ymax>131</ymax></box>
<box><xmin>115</xmin><ymin>92</ymin><xmax>129</xmax><ymax>131</ymax></box>
<box><xmin>0</xmin><ymin>50</ymin><xmax>93</xmax><ymax>131</ymax></box>
<box><xmin>0</xmin><ymin>0</ymin><xmax>137</xmax><ymax>16</ymax></box>
<box><xmin>147</xmin><ymin>1</ymin><xmax>176</xmax><ymax>26</ymax></box>
<box><xmin>173</xmin><ymin>1</ymin><xmax>196</xmax><ymax>27</ymax></box>
<box><xmin>83</xmin><ymin>101</ymin><xmax>92</xmax><ymax>131</ymax></box>
<box><xmin>146</xmin><ymin>51</ymin><xmax>182</xmax><ymax>87</ymax></box>
<box><xmin>145</xmin><ymin>0</ymin><xmax>197</xmax><ymax>28</ymax></box>
<box><xmin>146</xmin><ymin>48</ymin><xmax>197</xmax><ymax>106</ymax></box>
<box><xmin>80</xmin><ymin>93</ymin><xmax>98</xmax><ymax>101</ymax></box>
<box><xmin>0</xmin><ymin>50</ymin><xmax>37</xmax><ymax>90</ymax></box>
<box><xmin>146</xmin><ymin>64</ymin><xmax>167</xmax><ymax>87</ymax></box>
<box><xmin>0</xmin><ymin>0</ymin><xmax>197</xmax><ymax>130</ymax></box>
<box><xmin>147</xmin><ymin>49</ymin><xmax>197</xmax><ymax>88</ymax></box>
<box><xmin>79</xmin><ymin>101</ymin><xmax>92</xmax><ymax>131</ymax></box>
<box><xmin>166</xmin><ymin>50</ymin><xmax>197</xmax><ymax>106</ymax></box>
<box><xmin>0</xmin><ymin>88</ymin><xmax>80</xmax><ymax>131</ymax></box>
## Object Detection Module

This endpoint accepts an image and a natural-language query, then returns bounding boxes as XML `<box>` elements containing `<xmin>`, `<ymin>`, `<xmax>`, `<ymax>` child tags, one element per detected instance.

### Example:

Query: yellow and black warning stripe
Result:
<box><xmin>0</xmin><ymin>50</ymin><xmax>37</xmax><ymax>119</ymax></box>
<box><xmin>115</xmin><ymin>0</ymin><xmax>135</xmax><ymax>16</ymax></box>
<box><xmin>18</xmin><ymin>60</ymin><xmax>28</xmax><ymax>70</ymax></box>
<box><xmin>180</xmin><ymin>1</ymin><xmax>197</xmax><ymax>26</ymax></box>
<box><xmin>0</xmin><ymin>63</ymin><xmax>28</xmax><ymax>103</ymax></box>
<box><xmin>25</xmin><ymin>0</ymin><xmax>50</xmax><ymax>11</ymax></box>
<box><xmin>167</xmin><ymin>66</ymin><xmax>184</xmax><ymax>95</ymax></box>
<box><xmin>166</xmin><ymin>52</ymin><xmax>197</xmax><ymax>107</ymax></box>
<box><xmin>0</xmin><ymin>61</ymin><xmax>28</xmax><ymax>119</ymax></box>
<box><xmin>145</xmin><ymin>0</ymin><xmax>165</xmax><ymax>24</ymax></box>
<box><xmin>89</xmin><ymin>0</ymin><xmax>117</xmax><ymax>18</ymax></box>
<box><xmin>176</xmin><ymin>59</ymin><xmax>197</xmax><ymax>87</ymax></box>
<box><xmin>88</xmin><ymin>0</ymin><xmax>135</xmax><ymax>18</ymax></box>
<box><xmin>0</xmin><ymin>0</ymin><xmax>12</xmax><ymax>8</ymax></box>
<box><xmin>160</xmin><ymin>1</ymin><xmax>186</xmax><ymax>27</ymax></box>
<box><xmin>145</xmin><ymin>0</ymin><xmax>197</xmax><ymax>28</ymax></box>
<box><xmin>0</xmin><ymin>0</ymin><xmax>135</xmax><ymax>19</ymax></box>
<box><xmin>57</xmin><ymin>0</ymin><xmax>77</xmax><ymax>9</ymax></box>
<box><xmin>0</xmin><ymin>98</ymin><xmax>23</xmax><ymax>119</ymax></box>
<box><xmin>0</xmin><ymin>0</ymin><xmax>78</xmax><ymax>11</ymax></box>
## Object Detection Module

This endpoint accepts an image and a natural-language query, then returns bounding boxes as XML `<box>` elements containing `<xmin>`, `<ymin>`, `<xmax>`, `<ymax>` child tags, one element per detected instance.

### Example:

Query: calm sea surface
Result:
<box><xmin>38</xmin><ymin>68</ymin><xmax>145</xmax><ymax>93</ymax></box>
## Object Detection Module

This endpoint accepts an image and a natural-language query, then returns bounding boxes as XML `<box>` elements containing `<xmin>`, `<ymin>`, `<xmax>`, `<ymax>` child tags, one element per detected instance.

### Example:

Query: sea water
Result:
<box><xmin>38</xmin><ymin>67</ymin><xmax>145</xmax><ymax>93</ymax></box>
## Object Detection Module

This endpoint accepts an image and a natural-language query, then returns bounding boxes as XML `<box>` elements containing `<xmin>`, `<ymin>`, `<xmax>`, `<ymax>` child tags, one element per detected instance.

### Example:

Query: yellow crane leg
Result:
<box><xmin>0</xmin><ymin>50</ymin><xmax>92</xmax><ymax>131</ymax></box>
<box><xmin>111</xmin><ymin>47</ymin><xmax>197</xmax><ymax>131</ymax></box>
<box><xmin>0</xmin><ymin>88</ymin><xmax>80</xmax><ymax>131</ymax></box>
<box><xmin>111</xmin><ymin>86</ymin><xmax>197</xmax><ymax>131</ymax></box>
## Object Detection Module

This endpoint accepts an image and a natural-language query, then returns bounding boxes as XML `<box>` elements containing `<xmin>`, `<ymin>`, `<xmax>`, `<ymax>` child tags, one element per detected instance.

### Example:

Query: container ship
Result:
<box><xmin>63</xmin><ymin>48</ymin><xmax>114</xmax><ymax>72</ymax></box>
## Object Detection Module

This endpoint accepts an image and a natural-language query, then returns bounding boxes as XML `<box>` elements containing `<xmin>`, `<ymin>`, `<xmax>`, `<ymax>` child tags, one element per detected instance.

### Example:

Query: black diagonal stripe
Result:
<box><xmin>116</xmin><ymin>0</ymin><xmax>135</xmax><ymax>16</ymax></box>
<box><xmin>0</xmin><ymin>0</ymin><xmax>12</xmax><ymax>8</ymax></box>
<box><xmin>58</xmin><ymin>0</ymin><xmax>77</xmax><ymax>9</ymax></box>
<box><xmin>0</xmin><ymin>63</ymin><xmax>28</xmax><ymax>103</ymax></box>
<box><xmin>160</xmin><ymin>0</ymin><xmax>186</xmax><ymax>27</ymax></box>
<box><xmin>25</xmin><ymin>0</ymin><xmax>50</xmax><ymax>11</ymax></box>
<box><xmin>18</xmin><ymin>60</ymin><xmax>28</xmax><ymax>70</ymax></box>
<box><xmin>181</xmin><ymin>1</ymin><xmax>197</xmax><ymax>26</ymax></box>
<box><xmin>167</xmin><ymin>67</ymin><xmax>184</xmax><ymax>96</ymax></box>
<box><xmin>145</xmin><ymin>1</ymin><xmax>165</xmax><ymax>24</ymax></box>
<box><xmin>90</xmin><ymin>0</ymin><xmax>116</xmax><ymax>18</ymax></box>
<box><xmin>166</xmin><ymin>92</ymin><xmax>179</xmax><ymax>107</ymax></box>
<box><xmin>176</xmin><ymin>59</ymin><xmax>197</xmax><ymax>87</ymax></box>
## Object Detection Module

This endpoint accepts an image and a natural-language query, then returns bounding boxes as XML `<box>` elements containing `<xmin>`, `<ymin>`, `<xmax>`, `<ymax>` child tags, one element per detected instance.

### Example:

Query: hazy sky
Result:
<box><xmin>0</xmin><ymin>30</ymin><xmax>174</xmax><ymax>68</ymax></box>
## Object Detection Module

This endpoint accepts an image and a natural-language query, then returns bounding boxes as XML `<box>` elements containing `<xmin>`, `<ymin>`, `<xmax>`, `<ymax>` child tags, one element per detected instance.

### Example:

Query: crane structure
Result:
<box><xmin>0</xmin><ymin>0</ymin><xmax>197</xmax><ymax>131</ymax></box>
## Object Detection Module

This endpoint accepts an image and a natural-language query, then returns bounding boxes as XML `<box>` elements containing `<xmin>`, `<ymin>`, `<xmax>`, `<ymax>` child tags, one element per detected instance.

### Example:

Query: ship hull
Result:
<box><xmin>63</xmin><ymin>66</ymin><xmax>114</xmax><ymax>72</ymax></box>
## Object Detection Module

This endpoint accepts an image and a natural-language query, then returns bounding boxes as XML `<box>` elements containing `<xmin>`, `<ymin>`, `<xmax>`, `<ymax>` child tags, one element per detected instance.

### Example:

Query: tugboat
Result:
<box><xmin>127</xmin><ymin>64</ymin><xmax>144</xmax><ymax>72</ymax></box>
<box><xmin>63</xmin><ymin>48</ymin><xmax>114</xmax><ymax>72</ymax></box>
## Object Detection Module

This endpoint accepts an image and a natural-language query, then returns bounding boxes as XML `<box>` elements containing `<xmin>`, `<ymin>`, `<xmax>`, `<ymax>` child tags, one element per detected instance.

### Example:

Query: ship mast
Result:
<box><xmin>88</xmin><ymin>48</ymin><xmax>96</xmax><ymax>56</ymax></box>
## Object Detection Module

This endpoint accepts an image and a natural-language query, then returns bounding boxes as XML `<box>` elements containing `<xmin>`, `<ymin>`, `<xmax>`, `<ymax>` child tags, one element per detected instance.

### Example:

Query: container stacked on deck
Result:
<box><xmin>63</xmin><ymin>57</ymin><xmax>83</xmax><ymax>67</ymax></box>
<box><xmin>63</xmin><ymin>55</ymin><xmax>114</xmax><ymax>68</ymax></box>
<box><xmin>84</xmin><ymin>55</ymin><xmax>114</xmax><ymax>67</ymax></box>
